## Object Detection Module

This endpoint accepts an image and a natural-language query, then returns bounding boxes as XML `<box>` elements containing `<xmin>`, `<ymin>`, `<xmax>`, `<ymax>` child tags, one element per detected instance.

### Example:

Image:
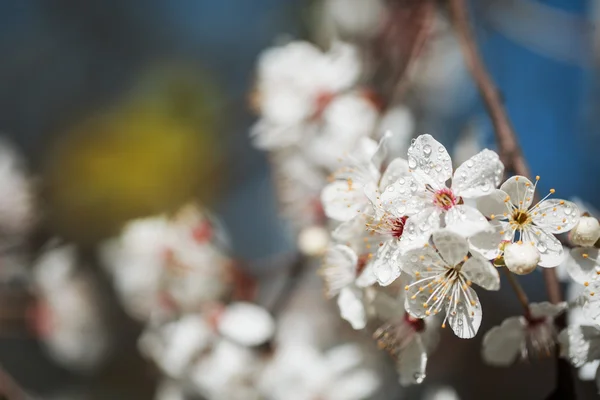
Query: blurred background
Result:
<box><xmin>0</xmin><ymin>0</ymin><xmax>599</xmax><ymax>399</ymax></box>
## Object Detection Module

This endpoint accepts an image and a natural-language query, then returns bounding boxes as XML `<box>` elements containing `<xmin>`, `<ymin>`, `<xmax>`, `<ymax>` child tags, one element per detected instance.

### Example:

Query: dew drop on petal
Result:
<box><xmin>423</xmin><ymin>144</ymin><xmax>432</xmax><ymax>156</ymax></box>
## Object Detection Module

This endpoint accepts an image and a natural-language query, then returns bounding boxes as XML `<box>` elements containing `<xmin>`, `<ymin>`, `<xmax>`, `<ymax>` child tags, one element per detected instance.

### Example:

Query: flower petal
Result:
<box><xmin>399</xmin><ymin>246</ymin><xmax>447</xmax><ymax>277</ymax></box>
<box><xmin>355</xmin><ymin>262</ymin><xmax>377</xmax><ymax>288</ymax></box>
<box><xmin>451</xmin><ymin>149</ymin><xmax>504</xmax><ymax>198</ymax></box>
<box><xmin>379</xmin><ymin>175</ymin><xmax>428</xmax><ymax>218</ymax></box>
<box><xmin>476</xmin><ymin>189</ymin><xmax>510</xmax><ymax>218</ymax></box>
<box><xmin>432</xmin><ymin>229</ymin><xmax>469</xmax><ymax>266</ymax></box>
<box><xmin>469</xmin><ymin>222</ymin><xmax>504</xmax><ymax>260</ymax></box>
<box><xmin>372</xmin><ymin>243</ymin><xmax>402</xmax><ymax>286</ymax></box>
<box><xmin>522</xmin><ymin>227</ymin><xmax>564</xmax><ymax>268</ymax></box>
<box><xmin>379</xmin><ymin>157</ymin><xmax>410</xmax><ymax>192</ymax></box>
<box><xmin>320</xmin><ymin>245</ymin><xmax>358</xmax><ymax>298</ymax></box>
<box><xmin>218</xmin><ymin>302</ymin><xmax>275</xmax><ymax>346</ymax></box>
<box><xmin>482</xmin><ymin>317</ymin><xmax>525</xmax><ymax>366</ymax></box>
<box><xmin>407</xmin><ymin>134</ymin><xmax>452</xmax><ymax>189</ymax></box>
<box><xmin>461</xmin><ymin>253</ymin><xmax>500</xmax><ymax>291</ymax></box>
<box><xmin>566</xmin><ymin>248</ymin><xmax>600</xmax><ymax>286</ymax></box>
<box><xmin>399</xmin><ymin>208</ymin><xmax>442</xmax><ymax>252</ymax></box>
<box><xmin>582</xmin><ymin>282</ymin><xmax>600</xmax><ymax>324</ymax></box>
<box><xmin>338</xmin><ymin>286</ymin><xmax>367</xmax><ymax>330</ymax></box>
<box><xmin>444</xmin><ymin>204</ymin><xmax>489</xmax><ymax>238</ymax></box>
<box><xmin>529</xmin><ymin>301</ymin><xmax>566</xmax><ymax>319</ymax></box>
<box><xmin>321</xmin><ymin>180</ymin><xmax>367</xmax><ymax>222</ymax></box>
<box><xmin>531</xmin><ymin>199</ymin><xmax>580</xmax><ymax>234</ymax></box>
<box><xmin>500</xmin><ymin>176</ymin><xmax>535</xmax><ymax>209</ymax></box>
<box><xmin>398</xmin><ymin>337</ymin><xmax>427</xmax><ymax>386</ymax></box>
<box><xmin>447</xmin><ymin>286</ymin><xmax>482</xmax><ymax>339</ymax></box>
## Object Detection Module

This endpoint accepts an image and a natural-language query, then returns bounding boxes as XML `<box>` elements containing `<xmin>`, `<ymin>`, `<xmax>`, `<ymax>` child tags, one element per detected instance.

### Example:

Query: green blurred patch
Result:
<box><xmin>43</xmin><ymin>64</ymin><xmax>224</xmax><ymax>245</ymax></box>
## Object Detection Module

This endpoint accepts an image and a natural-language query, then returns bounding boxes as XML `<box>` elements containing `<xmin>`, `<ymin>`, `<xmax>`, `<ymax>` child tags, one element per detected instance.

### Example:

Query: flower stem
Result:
<box><xmin>502</xmin><ymin>267</ymin><xmax>531</xmax><ymax>316</ymax></box>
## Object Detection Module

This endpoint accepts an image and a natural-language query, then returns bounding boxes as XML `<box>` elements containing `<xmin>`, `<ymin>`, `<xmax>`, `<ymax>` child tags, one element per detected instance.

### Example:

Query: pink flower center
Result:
<box><xmin>433</xmin><ymin>188</ymin><xmax>457</xmax><ymax>211</ymax></box>
<box><xmin>390</xmin><ymin>216</ymin><xmax>409</xmax><ymax>238</ymax></box>
<box><xmin>192</xmin><ymin>221</ymin><xmax>213</xmax><ymax>243</ymax></box>
<box><xmin>312</xmin><ymin>91</ymin><xmax>335</xmax><ymax>120</ymax></box>
<box><xmin>404</xmin><ymin>312</ymin><xmax>425</xmax><ymax>333</ymax></box>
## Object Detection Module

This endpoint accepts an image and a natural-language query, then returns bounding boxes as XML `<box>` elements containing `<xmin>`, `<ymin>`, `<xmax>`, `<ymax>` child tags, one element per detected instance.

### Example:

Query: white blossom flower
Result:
<box><xmin>320</xmin><ymin>245</ymin><xmax>377</xmax><ymax>299</ymax></box>
<box><xmin>33</xmin><ymin>244</ymin><xmax>111</xmax><ymax>372</ymax></box>
<box><xmin>566</xmin><ymin>248</ymin><xmax>600</xmax><ymax>287</ymax></box>
<box><xmin>569</xmin><ymin>216</ymin><xmax>600</xmax><ymax>247</ymax></box>
<box><xmin>503</xmin><ymin>242</ymin><xmax>540</xmax><ymax>275</ymax></box>
<box><xmin>380</xmin><ymin>134</ymin><xmax>503</xmax><ymax>252</ymax></box>
<box><xmin>476</xmin><ymin>175</ymin><xmax>580</xmax><ymax>268</ymax></box>
<box><xmin>258</xmin><ymin>343</ymin><xmax>380</xmax><ymax>400</ymax></box>
<box><xmin>558</xmin><ymin>323</ymin><xmax>600</xmax><ymax>369</ymax></box>
<box><xmin>218</xmin><ymin>302</ymin><xmax>275</xmax><ymax>347</ymax></box>
<box><xmin>482</xmin><ymin>302</ymin><xmax>566</xmax><ymax>366</ymax></box>
<box><xmin>298</xmin><ymin>225</ymin><xmax>330</xmax><ymax>256</ymax></box>
<box><xmin>251</xmin><ymin>41</ymin><xmax>363</xmax><ymax>150</ymax></box>
<box><xmin>401</xmin><ymin>230</ymin><xmax>500</xmax><ymax>338</ymax></box>
<box><xmin>371</xmin><ymin>290</ymin><xmax>439</xmax><ymax>386</ymax></box>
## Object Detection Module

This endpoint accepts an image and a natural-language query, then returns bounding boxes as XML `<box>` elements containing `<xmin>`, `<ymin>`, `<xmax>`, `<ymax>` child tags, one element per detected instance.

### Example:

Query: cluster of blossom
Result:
<box><xmin>318</xmin><ymin>132</ymin><xmax>600</xmax><ymax>386</ymax></box>
<box><xmin>251</xmin><ymin>39</ymin><xmax>414</xmax><ymax>239</ymax></box>
<box><xmin>100</xmin><ymin>204</ymin><xmax>380</xmax><ymax>400</ymax></box>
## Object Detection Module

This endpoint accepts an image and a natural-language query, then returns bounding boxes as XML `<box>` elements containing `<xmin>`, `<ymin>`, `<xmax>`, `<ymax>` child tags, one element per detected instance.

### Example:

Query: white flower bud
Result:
<box><xmin>569</xmin><ymin>216</ymin><xmax>600</xmax><ymax>247</ymax></box>
<box><xmin>298</xmin><ymin>225</ymin><xmax>329</xmax><ymax>256</ymax></box>
<box><xmin>504</xmin><ymin>242</ymin><xmax>540</xmax><ymax>275</ymax></box>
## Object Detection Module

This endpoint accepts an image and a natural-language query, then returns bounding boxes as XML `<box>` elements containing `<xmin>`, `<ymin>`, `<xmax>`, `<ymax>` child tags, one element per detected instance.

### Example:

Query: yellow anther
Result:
<box><xmin>418</xmin><ymin>287</ymin><xmax>424</xmax><ymax>292</ymax></box>
<box><xmin>585</xmin><ymin>282</ymin><xmax>590</xmax><ymax>287</ymax></box>
<box><xmin>515</xmin><ymin>177</ymin><xmax>519</xmax><ymax>181</ymax></box>
<box><xmin>405</xmin><ymin>285</ymin><xmax>409</xmax><ymax>291</ymax></box>
<box><xmin>550</xmin><ymin>189</ymin><xmax>555</xmax><ymax>194</ymax></box>
<box><xmin>419</xmin><ymin>255</ymin><xmax>425</xmax><ymax>261</ymax></box>
<box><xmin>442</xmin><ymin>323</ymin><xmax>446</xmax><ymax>328</ymax></box>
<box><xmin>423</xmin><ymin>303</ymin><xmax>428</xmax><ymax>308</ymax></box>
<box><xmin>464</xmin><ymin>255</ymin><xmax>469</xmax><ymax>261</ymax></box>
<box><xmin>425</xmin><ymin>310</ymin><xmax>431</xmax><ymax>316</ymax></box>
<box><xmin>470</xmin><ymin>300</ymin><xmax>476</xmax><ymax>306</ymax></box>
<box><xmin>467</xmin><ymin>280</ymin><xmax>472</xmax><ymax>286</ymax></box>
<box><xmin>517</xmin><ymin>240</ymin><xmax>523</xmax><ymax>245</ymax></box>
<box><xmin>536</xmin><ymin>175</ymin><xmax>540</xmax><ymax>181</ymax></box>
<box><xmin>560</xmin><ymin>200</ymin><xmax>565</xmax><ymax>205</ymax></box>
<box><xmin>415</xmin><ymin>271</ymin><xmax>421</xmax><ymax>276</ymax></box>
<box><xmin>490</xmin><ymin>214</ymin><xmax>495</xmax><ymax>219</ymax></box>
<box><xmin>500</xmin><ymin>231</ymin><xmax>505</xmax><ymax>235</ymax></box>
<box><xmin>591</xmin><ymin>292</ymin><xmax>596</xmax><ymax>297</ymax></box>
<box><xmin>504</xmin><ymin>196</ymin><xmax>511</xmax><ymax>203</ymax></box>
<box><xmin>557</xmin><ymin>226</ymin><xmax>562</xmax><ymax>230</ymax></box>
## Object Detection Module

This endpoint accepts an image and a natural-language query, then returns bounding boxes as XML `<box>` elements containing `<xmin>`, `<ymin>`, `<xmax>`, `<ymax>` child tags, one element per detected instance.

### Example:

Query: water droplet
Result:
<box><xmin>408</xmin><ymin>158</ymin><xmax>417</xmax><ymax>169</ymax></box>
<box><xmin>481</xmin><ymin>182</ymin><xmax>491</xmax><ymax>192</ymax></box>
<box><xmin>536</xmin><ymin>242</ymin><xmax>547</xmax><ymax>253</ymax></box>
<box><xmin>423</xmin><ymin>144</ymin><xmax>432</xmax><ymax>156</ymax></box>
<box><xmin>413</xmin><ymin>372</ymin><xmax>426</xmax><ymax>384</ymax></box>
<box><xmin>564</xmin><ymin>207</ymin><xmax>572</xmax><ymax>215</ymax></box>
<box><xmin>399</xmin><ymin>178</ymin><xmax>405</xmax><ymax>185</ymax></box>
<box><xmin>387</xmin><ymin>186</ymin><xmax>395</xmax><ymax>192</ymax></box>
<box><xmin>438</xmin><ymin>147</ymin><xmax>445</xmax><ymax>153</ymax></box>
<box><xmin>466</xmin><ymin>160</ymin><xmax>474</xmax><ymax>168</ymax></box>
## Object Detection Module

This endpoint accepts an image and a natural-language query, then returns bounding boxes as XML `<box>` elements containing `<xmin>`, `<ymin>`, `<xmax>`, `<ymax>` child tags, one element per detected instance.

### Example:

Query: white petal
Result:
<box><xmin>379</xmin><ymin>157</ymin><xmax>410</xmax><ymax>192</ymax></box>
<box><xmin>522</xmin><ymin>226</ymin><xmax>564</xmax><ymax>268</ymax></box>
<box><xmin>338</xmin><ymin>286</ymin><xmax>367</xmax><ymax>329</ymax></box>
<box><xmin>529</xmin><ymin>301</ymin><xmax>566</xmax><ymax>319</ymax></box>
<box><xmin>481</xmin><ymin>317</ymin><xmax>525</xmax><ymax>366</ymax></box>
<box><xmin>355</xmin><ymin>262</ymin><xmax>377</xmax><ymax>287</ymax></box>
<box><xmin>399</xmin><ymin>208</ymin><xmax>442</xmax><ymax>252</ymax></box>
<box><xmin>469</xmin><ymin>222</ymin><xmax>504</xmax><ymax>259</ymax></box>
<box><xmin>250</xmin><ymin>120</ymin><xmax>305</xmax><ymax>150</ymax></box>
<box><xmin>451</xmin><ymin>149</ymin><xmax>504</xmax><ymax>198</ymax></box>
<box><xmin>531</xmin><ymin>199</ymin><xmax>580</xmax><ymax>234</ymax></box>
<box><xmin>369</xmin><ymin>132</ymin><xmax>391</xmax><ymax>172</ymax></box>
<box><xmin>407</xmin><ymin>134</ymin><xmax>453</xmax><ymax>189</ymax></box>
<box><xmin>398</xmin><ymin>337</ymin><xmax>427</xmax><ymax>386</ymax></box>
<box><xmin>444</xmin><ymin>204</ymin><xmax>490</xmax><ymax>238</ymax></box>
<box><xmin>566</xmin><ymin>248</ymin><xmax>600</xmax><ymax>286</ymax></box>
<box><xmin>328</xmin><ymin>368</ymin><xmax>380</xmax><ymax>400</ymax></box>
<box><xmin>321</xmin><ymin>180</ymin><xmax>367</xmax><ymax>222</ymax></box>
<box><xmin>218</xmin><ymin>303</ymin><xmax>275</xmax><ymax>346</ymax></box>
<box><xmin>500</xmin><ymin>176</ymin><xmax>535</xmax><ymax>209</ymax></box>
<box><xmin>320</xmin><ymin>245</ymin><xmax>358</xmax><ymax>297</ymax></box>
<box><xmin>461</xmin><ymin>253</ymin><xmax>500</xmax><ymax>291</ymax></box>
<box><xmin>447</xmin><ymin>286</ymin><xmax>482</xmax><ymax>339</ymax></box>
<box><xmin>476</xmin><ymin>189</ymin><xmax>510</xmax><ymax>218</ymax></box>
<box><xmin>432</xmin><ymin>229</ymin><xmax>469</xmax><ymax>266</ymax></box>
<box><xmin>379</xmin><ymin>175</ymin><xmax>428</xmax><ymax>218</ymax></box>
<box><xmin>372</xmin><ymin>243</ymin><xmax>401</xmax><ymax>286</ymax></box>
<box><xmin>583</xmin><ymin>282</ymin><xmax>600</xmax><ymax>324</ymax></box>
<box><xmin>400</xmin><ymin>246</ymin><xmax>446</xmax><ymax>277</ymax></box>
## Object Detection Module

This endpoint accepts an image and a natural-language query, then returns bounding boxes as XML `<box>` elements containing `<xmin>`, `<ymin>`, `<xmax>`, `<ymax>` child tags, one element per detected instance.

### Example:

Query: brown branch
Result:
<box><xmin>502</xmin><ymin>267</ymin><xmax>531</xmax><ymax>316</ymax></box>
<box><xmin>0</xmin><ymin>364</ymin><xmax>28</xmax><ymax>400</ymax></box>
<box><xmin>448</xmin><ymin>0</ymin><xmax>564</xmax><ymax>306</ymax></box>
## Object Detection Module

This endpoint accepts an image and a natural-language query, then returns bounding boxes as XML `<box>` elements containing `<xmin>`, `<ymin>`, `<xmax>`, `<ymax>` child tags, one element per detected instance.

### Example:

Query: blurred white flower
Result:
<box><xmin>33</xmin><ymin>244</ymin><xmax>110</xmax><ymax>372</ymax></box>
<box><xmin>476</xmin><ymin>176</ymin><xmax>579</xmax><ymax>268</ymax></box>
<box><xmin>482</xmin><ymin>302</ymin><xmax>566</xmax><ymax>366</ymax></box>
<box><xmin>218</xmin><ymin>302</ymin><xmax>275</xmax><ymax>347</ymax></box>
<box><xmin>324</xmin><ymin>0</ymin><xmax>384</xmax><ymax>38</ymax></box>
<box><xmin>259</xmin><ymin>343</ymin><xmax>379</xmax><ymax>400</ymax></box>
<box><xmin>297</xmin><ymin>225</ymin><xmax>330</xmax><ymax>256</ymax></box>
<box><xmin>401</xmin><ymin>230</ymin><xmax>500</xmax><ymax>339</ymax></box>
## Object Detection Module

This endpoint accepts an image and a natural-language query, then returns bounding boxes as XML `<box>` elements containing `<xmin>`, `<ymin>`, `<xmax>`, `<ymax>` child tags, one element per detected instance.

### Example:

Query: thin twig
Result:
<box><xmin>502</xmin><ymin>267</ymin><xmax>531</xmax><ymax>316</ymax></box>
<box><xmin>448</xmin><ymin>0</ymin><xmax>564</xmax><ymax>306</ymax></box>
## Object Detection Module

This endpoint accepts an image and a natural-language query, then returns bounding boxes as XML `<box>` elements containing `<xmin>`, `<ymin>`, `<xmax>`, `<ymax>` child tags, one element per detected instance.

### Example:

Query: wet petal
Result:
<box><xmin>566</xmin><ymin>248</ymin><xmax>600</xmax><ymax>286</ymax></box>
<box><xmin>399</xmin><ymin>246</ymin><xmax>447</xmax><ymax>277</ymax></box>
<box><xmin>321</xmin><ymin>180</ymin><xmax>367</xmax><ymax>222</ymax></box>
<box><xmin>407</xmin><ymin>134</ymin><xmax>452</xmax><ymax>189</ymax></box>
<box><xmin>452</xmin><ymin>149</ymin><xmax>504</xmax><ymax>198</ymax></box>
<box><xmin>531</xmin><ymin>199</ymin><xmax>580</xmax><ymax>234</ymax></box>
<box><xmin>447</xmin><ymin>287</ymin><xmax>482</xmax><ymax>339</ymax></box>
<box><xmin>461</xmin><ymin>253</ymin><xmax>500</xmax><ymax>291</ymax></box>
<box><xmin>482</xmin><ymin>317</ymin><xmax>525</xmax><ymax>366</ymax></box>
<box><xmin>444</xmin><ymin>204</ymin><xmax>489</xmax><ymax>238</ymax></box>
<box><xmin>338</xmin><ymin>286</ymin><xmax>367</xmax><ymax>330</ymax></box>
<box><xmin>398</xmin><ymin>337</ymin><xmax>427</xmax><ymax>386</ymax></box>
<box><xmin>379</xmin><ymin>175</ymin><xmax>428</xmax><ymax>218</ymax></box>
<box><xmin>399</xmin><ymin>208</ymin><xmax>442</xmax><ymax>253</ymax></box>
<box><xmin>355</xmin><ymin>262</ymin><xmax>377</xmax><ymax>288</ymax></box>
<box><xmin>522</xmin><ymin>226</ymin><xmax>564</xmax><ymax>268</ymax></box>
<box><xmin>320</xmin><ymin>245</ymin><xmax>358</xmax><ymax>298</ymax></box>
<box><xmin>529</xmin><ymin>301</ymin><xmax>566</xmax><ymax>319</ymax></box>
<box><xmin>379</xmin><ymin>157</ymin><xmax>410</xmax><ymax>192</ymax></box>
<box><xmin>469</xmin><ymin>222</ymin><xmax>504</xmax><ymax>260</ymax></box>
<box><xmin>476</xmin><ymin>189</ymin><xmax>510</xmax><ymax>218</ymax></box>
<box><xmin>372</xmin><ymin>243</ymin><xmax>401</xmax><ymax>286</ymax></box>
<box><xmin>500</xmin><ymin>176</ymin><xmax>535</xmax><ymax>209</ymax></box>
<box><xmin>432</xmin><ymin>229</ymin><xmax>469</xmax><ymax>266</ymax></box>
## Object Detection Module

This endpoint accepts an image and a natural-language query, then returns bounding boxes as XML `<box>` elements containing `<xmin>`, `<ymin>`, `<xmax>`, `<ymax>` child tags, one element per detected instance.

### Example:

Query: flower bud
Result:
<box><xmin>504</xmin><ymin>242</ymin><xmax>540</xmax><ymax>275</ymax></box>
<box><xmin>569</xmin><ymin>216</ymin><xmax>600</xmax><ymax>247</ymax></box>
